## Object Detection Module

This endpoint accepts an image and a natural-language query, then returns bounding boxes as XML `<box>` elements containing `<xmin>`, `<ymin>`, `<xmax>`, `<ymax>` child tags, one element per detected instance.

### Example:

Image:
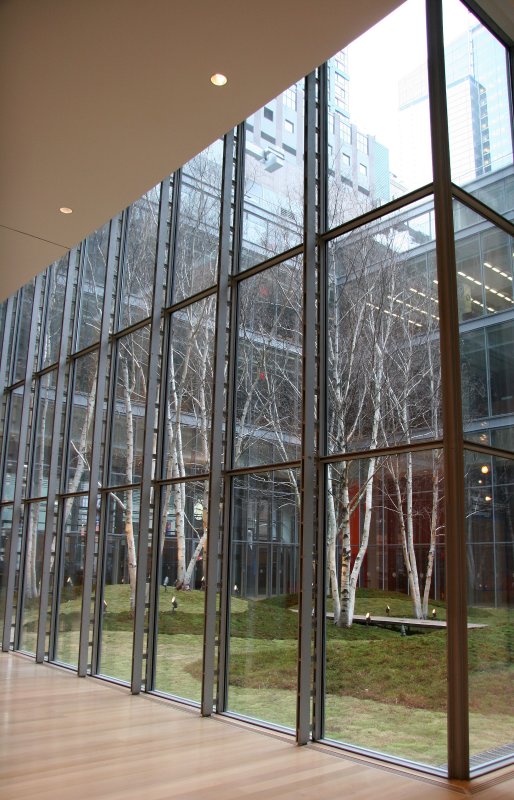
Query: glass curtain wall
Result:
<box><xmin>0</xmin><ymin>0</ymin><xmax>512</xmax><ymax>781</ymax></box>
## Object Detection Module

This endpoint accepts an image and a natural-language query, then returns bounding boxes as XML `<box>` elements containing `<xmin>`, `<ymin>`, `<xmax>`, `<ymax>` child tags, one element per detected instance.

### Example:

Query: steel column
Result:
<box><xmin>36</xmin><ymin>250</ymin><xmax>76</xmax><ymax>662</ymax></box>
<box><xmin>426</xmin><ymin>0</ymin><xmax>469</xmax><ymax>780</ymax></box>
<box><xmin>313</xmin><ymin>62</ymin><xmax>328</xmax><ymax>744</ymax></box>
<box><xmin>2</xmin><ymin>276</ymin><xmax>43</xmax><ymax>651</ymax></box>
<box><xmin>297</xmin><ymin>70</ymin><xmax>317</xmax><ymax>745</ymax></box>
<box><xmin>202</xmin><ymin>131</ymin><xmax>234</xmax><ymax>715</ymax></box>
<box><xmin>77</xmin><ymin>219</ymin><xmax>117</xmax><ymax>676</ymax></box>
<box><xmin>132</xmin><ymin>179</ymin><xmax>169</xmax><ymax>693</ymax></box>
<box><xmin>216</xmin><ymin>123</ymin><xmax>245</xmax><ymax>712</ymax></box>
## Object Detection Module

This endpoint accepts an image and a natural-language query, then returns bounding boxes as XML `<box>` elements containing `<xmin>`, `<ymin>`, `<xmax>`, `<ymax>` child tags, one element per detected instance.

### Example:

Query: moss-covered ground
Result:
<box><xmin>21</xmin><ymin>585</ymin><xmax>514</xmax><ymax>767</ymax></box>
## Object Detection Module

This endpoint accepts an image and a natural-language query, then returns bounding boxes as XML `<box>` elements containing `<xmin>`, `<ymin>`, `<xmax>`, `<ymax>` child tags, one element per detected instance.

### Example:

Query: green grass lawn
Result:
<box><xmin>27</xmin><ymin>584</ymin><xmax>514</xmax><ymax>767</ymax></box>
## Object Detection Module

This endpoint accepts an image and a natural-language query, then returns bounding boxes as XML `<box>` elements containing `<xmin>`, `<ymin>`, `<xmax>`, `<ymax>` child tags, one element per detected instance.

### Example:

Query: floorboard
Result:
<box><xmin>1</xmin><ymin>652</ymin><xmax>513</xmax><ymax>799</ymax></box>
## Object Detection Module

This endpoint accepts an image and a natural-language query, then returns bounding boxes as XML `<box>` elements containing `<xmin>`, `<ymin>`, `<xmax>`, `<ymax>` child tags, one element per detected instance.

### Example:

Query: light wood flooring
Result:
<box><xmin>1</xmin><ymin>652</ymin><xmax>513</xmax><ymax>800</ymax></box>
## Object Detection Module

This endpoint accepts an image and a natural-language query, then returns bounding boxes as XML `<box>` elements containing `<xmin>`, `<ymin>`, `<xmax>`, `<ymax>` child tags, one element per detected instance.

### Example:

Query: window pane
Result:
<box><xmin>444</xmin><ymin>0</ymin><xmax>513</xmax><ymax>216</ymax></box>
<box><xmin>227</xmin><ymin>470</ymin><xmax>300</xmax><ymax>728</ymax></box>
<box><xmin>324</xmin><ymin>452</ymin><xmax>447</xmax><ymax>767</ymax></box>
<box><xmin>328</xmin><ymin>0</ymin><xmax>431</xmax><ymax>229</ymax></box>
<box><xmin>75</xmin><ymin>222</ymin><xmax>110</xmax><ymax>352</ymax></box>
<box><xmin>108</xmin><ymin>327</ymin><xmax>150</xmax><ymax>486</ymax></box>
<box><xmin>461</xmin><ymin>330</ymin><xmax>488</xmax><ymax>423</ymax></box>
<box><xmin>66</xmin><ymin>352</ymin><xmax>98</xmax><ymax>493</ymax></box>
<box><xmin>327</xmin><ymin>201</ymin><xmax>441</xmax><ymax>455</ymax></box>
<box><xmin>2</xmin><ymin>388</ymin><xmax>24</xmax><ymax>502</ymax></box>
<box><xmin>241</xmin><ymin>81</ymin><xmax>304</xmax><ymax>270</ymax></box>
<box><xmin>54</xmin><ymin>495</ymin><xmax>88</xmax><ymax>668</ymax></box>
<box><xmin>14</xmin><ymin>282</ymin><xmax>35</xmax><ymax>383</ymax></box>
<box><xmin>0</xmin><ymin>506</ymin><xmax>13</xmax><ymax>644</ymax></box>
<box><xmin>172</xmin><ymin>140</ymin><xmax>223</xmax><ymax>303</ymax></box>
<box><xmin>41</xmin><ymin>257</ymin><xmax>68</xmax><ymax>368</ymax></box>
<box><xmin>235</xmin><ymin>259</ymin><xmax>302</xmax><ymax>468</ymax></box>
<box><xmin>154</xmin><ymin>480</ymin><xmax>207</xmax><ymax>702</ymax></box>
<box><xmin>19</xmin><ymin>501</ymin><xmax>47</xmax><ymax>654</ymax></box>
<box><xmin>30</xmin><ymin>371</ymin><xmax>57</xmax><ymax>498</ymax></box>
<box><xmin>162</xmin><ymin>297</ymin><xmax>216</xmax><ymax>479</ymax></box>
<box><xmin>453</xmin><ymin>201</ymin><xmax>513</xmax><ymax>323</ymax></box>
<box><xmin>97</xmin><ymin>489</ymin><xmax>140</xmax><ymax>683</ymax></box>
<box><xmin>117</xmin><ymin>187</ymin><xmax>160</xmax><ymax>331</ymax></box>
<box><xmin>465</xmin><ymin>450</ymin><xmax>514</xmax><ymax>768</ymax></box>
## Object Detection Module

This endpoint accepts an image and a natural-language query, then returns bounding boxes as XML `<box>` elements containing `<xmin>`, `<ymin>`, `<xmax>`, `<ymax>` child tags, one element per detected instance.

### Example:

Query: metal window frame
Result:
<box><xmin>2</xmin><ymin>275</ymin><xmax>43</xmax><ymax>651</ymax></box>
<box><xmin>201</xmin><ymin>130</ymin><xmax>235</xmax><ymax>715</ymax></box>
<box><xmin>427</xmin><ymin>0</ymin><xmax>469</xmax><ymax>780</ymax></box>
<box><xmin>36</xmin><ymin>250</ymin><xmax>76</xmax><ymax>662</ymax></box>
<box><xmin>216</xmin><ymin>122</ymin><xmax>245</xmax><ymax>713</ymax></box>
<box><xmin>132</xmin><ymin>178</ymin><xmax>168</xmax><ymax>693</ymax></box>
<box><xmin>296</xmin><ymin>69</ymin><xmax>317</xmax><ymax>746</ymax></box>
<box><xmin>77</xmin><ymin>218</ymin><xmax>117</xmax><ymax>676</ymax></box>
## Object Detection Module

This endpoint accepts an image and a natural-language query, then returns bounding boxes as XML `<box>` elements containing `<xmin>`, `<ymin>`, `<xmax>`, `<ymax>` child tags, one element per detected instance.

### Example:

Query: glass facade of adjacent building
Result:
<box><xmin>0</xmin><ymin>0</ymin><xmax>512</xmax><ymax>781</ymax></box>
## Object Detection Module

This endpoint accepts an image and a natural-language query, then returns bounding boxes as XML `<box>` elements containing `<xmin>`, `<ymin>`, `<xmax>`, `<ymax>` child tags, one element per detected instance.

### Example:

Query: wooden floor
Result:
<box><xmin>1</xmin><ymin>652</ymin><xmax>513</xmax><ymax>800</ymax></box>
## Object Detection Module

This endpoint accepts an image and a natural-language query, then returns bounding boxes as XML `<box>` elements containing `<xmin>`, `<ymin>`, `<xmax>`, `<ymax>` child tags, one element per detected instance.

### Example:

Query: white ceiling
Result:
<box><xmin>0</xmin><ymin>0</ymin><xmax>512</xmax><ymax>302</ymax></box>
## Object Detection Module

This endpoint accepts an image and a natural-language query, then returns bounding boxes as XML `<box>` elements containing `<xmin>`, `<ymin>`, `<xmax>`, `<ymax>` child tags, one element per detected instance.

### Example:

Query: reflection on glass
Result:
<box><xmin>14</xmin><ymin>282</ymin><xmax>35</xmax><ymax>383</ymax></box>
<box><xmin>0</xmin><ymin>506</ymin><xmax>13</xmax><ymax>644</ymax></box>
<box><xmin>327</xmin><ymin>201</ymin><xmax>441</xmax><ymax>455</ymax></box>
<box><xmin>2</xmin><ymin>388</ymin><xmax>23</xmax><ymax>502</ymax></box>
<box><xmin>108</xmin><ymin>327</ymin><xmax>149</xmax><ymax>486</ymax></box>
<box><xmin>97</xmin><ymin>489</ymin><xmax>140</xmax><ymax>683</ymax></box>
<box><xmin>42</xmin><ymin>257</ymin><xmax>68</xmax><ymax>368</ymax></box>
<box><xmin>117</xmin><ymin>186</ymin><xmax>160</xmax><ymax>331</ymax></box>
<box><xmin>76</xmin><ymin>222</ymin><xmax>111</xmax><ymax>352</ymax></box>
<box><xmin>453</xmin><ymin>202</ymin><xmax>513</xmax><ymax>323</ymax></box>
<box><xmin>162</xmin><ymin>297</ymin><xmax>216</xmax><ymax>479</ymax></box>
<box><xmin>172</xmin><ymin>140</ymin><xmax>223</xmax><ymax>304</ymax></box>
<box><xmin>324</xmin><ymin>452</ymin><xmax>446</xmax><ymax>766</ymax></box>
<box><xmin>54</xmin><ymin>495</ymin><xmax>88</xmax><ymax>667</ymax></box>
<box><xmin>19</xmin><ymin>501</ymin><xmax>47</xmax><ymax>654</ymax></box>
<box><xmin>328</xmin><ymin>0</ymin><xmax>430</xmax><ymax>230</ymax></box>
<box><xmin>241</xmin><ymin>81</ymin><xmax>304</xmax><ymax>270</ymax></box>
<box><xmin>444</xmin><ymin>0</ymin><xmax>513</xmax><ymax>215</ymax></box>
<box><xmin>66</xmin><ymin>352</ymin><xmax>98</xmax><ymax>493</ymax></box>
<box><xmin>30</xmin><ymin>372</ymin><xmax>56</xmax><ymax>498</ymax></box>
<box><xmin>3</xmin><ymin>295</ymin><xmax>18</xmax><ymax>385</ymax></box>
<box><xmin>154</xmin><ymin>480</ymin><xmax>208</xmax><ymax>702</ymax></box>
<box><xmin>227</xmin><ymin>470</ymin><xmax>299</xmax><ymax>728</ymax></box>
<box><xmin>465</xmin><ymin>450</ymin><xmax>514</xmax><ymax>767</ymax></box>
<box><xmin>235</xmin><ymin>260</ymin><xmax>302</xmax><ymax>468</ymax></box>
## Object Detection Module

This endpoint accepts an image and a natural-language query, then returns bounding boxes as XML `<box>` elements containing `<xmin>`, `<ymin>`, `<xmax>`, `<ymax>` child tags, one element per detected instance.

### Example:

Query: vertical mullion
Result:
<box><xmin>297</xmin><ymin>70</ymin><xmax>317</xmax><ymax>745</ymax></box>
<box><xmin>202</xmin><ymin>131</ymin><xmax>234</xmax><ymax>715</ymax></box>
<box><xmin>145</xmin><ymin>179</ymin><xmax>179</xmax><ymax>689</ymax></box>
<box><xmin>77</xmin><ymin>220</ymin><xmax>117</xmax><ymax>676</ymax></box>
<box><xmin>216</xmin><ymin>123</ymin><xmax>244</xmax><ymax>712</ymax></box>
<box><xmin>36</xmin><ymin>250</ymin><xmax>76</xmax><ymax>662</ymax></box>
<box><xmin>2</xmin><ymin>276</ymin><xmax>43</xmax><ymax>651</ymax></box>
<box><xmin>0</xmin><ymin>298</ymin><xmax>14</xmax><ymax>404</ymax></box>
<box><xmin>313</xmin><ymin>62</ymin><xmax>328</xmax><ymax>743</ymax></box>
<box><xmin>0</xmin><ymin>298</ymin><xmax>15</xmax><ymax>492</ymax></box>
<box><xmin>131</xmin><ymin>179</ymin><xmax>168</xmax><ymax>693</ymax></box>
<box><xmin>426</xmin><ymin>0</ymin><xmax>469</xmax><ymax>780</ymax></box>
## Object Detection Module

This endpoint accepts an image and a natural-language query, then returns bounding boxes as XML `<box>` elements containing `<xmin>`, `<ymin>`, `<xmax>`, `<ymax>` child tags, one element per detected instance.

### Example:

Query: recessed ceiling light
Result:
<box><xmin>59</xmin><ymin>206</ymin><xmax>73</xmax><ymax>215</ymax></box>
<box><xmin>210</xmin><ymin>73</ymin><xmax>227</xmax><ymax>87</ymax></box>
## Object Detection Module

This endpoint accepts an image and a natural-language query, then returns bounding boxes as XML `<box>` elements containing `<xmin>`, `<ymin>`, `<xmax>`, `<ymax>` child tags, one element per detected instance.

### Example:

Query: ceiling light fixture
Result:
<box><xmin>59</xmin><ymin>206</ymin><xmax>73</xmax><ymax>215</ymax></box>
<box><xmin>210</xmin><ymin>73</ymin><xmax>228</xmax><ymax>87</ymax></box>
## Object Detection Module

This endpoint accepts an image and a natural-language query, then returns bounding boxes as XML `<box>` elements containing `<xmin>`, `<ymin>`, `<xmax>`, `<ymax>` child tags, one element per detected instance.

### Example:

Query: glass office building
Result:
<box><xmin>0</xmin><ymin>0</ymin><xmax>513</xmax><ymax>781</ymax></box>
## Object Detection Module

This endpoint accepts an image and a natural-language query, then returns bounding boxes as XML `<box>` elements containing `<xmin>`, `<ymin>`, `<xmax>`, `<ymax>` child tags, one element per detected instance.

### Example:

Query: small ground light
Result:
<box><xmin>210</xmin><ymin>73</ymin><xmax>227</xmax><ymax>86</ymax></box>
<box><xmin>59</xmin><ymin>206</ymin><xmax>73</xmax><ymax>214</ymax></box>
<box><xmin>485</xmin><ymin>495</ymin><xmax>492</xmax><ymax>502</ymax></box>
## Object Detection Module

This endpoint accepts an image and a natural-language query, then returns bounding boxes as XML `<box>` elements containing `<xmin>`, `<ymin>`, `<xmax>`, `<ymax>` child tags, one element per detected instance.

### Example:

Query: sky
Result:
<box><xmin>346</xmin><ymin>0</ymin><xmax>476</xmax><ymax>182</ymax></box>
